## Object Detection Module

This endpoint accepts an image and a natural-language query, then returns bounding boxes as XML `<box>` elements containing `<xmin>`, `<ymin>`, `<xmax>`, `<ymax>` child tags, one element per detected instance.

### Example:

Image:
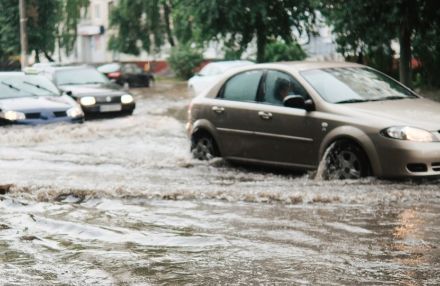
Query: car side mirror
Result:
<box><xmin>283</xmin><ymin>95</ymin><xmax>314</xmax><ymax>112</ymax></box>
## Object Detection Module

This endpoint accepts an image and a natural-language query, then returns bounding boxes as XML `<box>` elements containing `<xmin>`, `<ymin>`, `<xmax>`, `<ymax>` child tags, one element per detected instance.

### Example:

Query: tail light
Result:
<box><xmin>108</xmin><ymin>71</ymin><xmax>122</xmax><ymax>78</ymax></box>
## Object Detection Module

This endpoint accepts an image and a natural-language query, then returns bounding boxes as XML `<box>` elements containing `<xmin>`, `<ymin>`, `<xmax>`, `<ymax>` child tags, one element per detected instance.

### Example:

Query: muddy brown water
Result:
<box><xmin>0</xmin><ymin>82</ymin><xmax>439</xmax><ymax>285</ymax></box>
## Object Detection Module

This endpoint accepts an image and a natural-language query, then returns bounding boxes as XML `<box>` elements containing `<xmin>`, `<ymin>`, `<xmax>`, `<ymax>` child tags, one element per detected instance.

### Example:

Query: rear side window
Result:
<box><xmin>264</xmin><ymin>70</ymin><xmax>308</xmax><ymax>106</ymax></box>
<box><xmin>220</xmin><ymin>70</ymin><xmax>263</xmax><ymax>102</ymax></box>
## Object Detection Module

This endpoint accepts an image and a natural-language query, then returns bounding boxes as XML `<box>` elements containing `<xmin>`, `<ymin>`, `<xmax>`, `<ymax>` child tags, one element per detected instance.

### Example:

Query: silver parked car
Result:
<box><xmin>186</xmin><ymin>61</ymin><xmax>440</xmax><ymax>179</ymax></box>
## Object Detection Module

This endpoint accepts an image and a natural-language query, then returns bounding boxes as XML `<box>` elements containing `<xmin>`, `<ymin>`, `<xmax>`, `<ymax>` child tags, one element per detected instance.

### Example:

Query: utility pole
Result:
<box><xmin>19</xmin><ymin>0</ymin><xmax>28</xmax><ymax>69</ymax></box>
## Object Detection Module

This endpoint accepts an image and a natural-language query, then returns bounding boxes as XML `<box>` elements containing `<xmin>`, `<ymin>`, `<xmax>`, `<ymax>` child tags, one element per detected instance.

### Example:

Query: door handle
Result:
<box><xmin>212</xmin><ymin>106</ymin><xmax>225</xmax><ymax>114</ymax></box>
<box><xmin>258</xmin><ymin>111</ymin><xmax>272</xmax><ymax>120</ymax></box>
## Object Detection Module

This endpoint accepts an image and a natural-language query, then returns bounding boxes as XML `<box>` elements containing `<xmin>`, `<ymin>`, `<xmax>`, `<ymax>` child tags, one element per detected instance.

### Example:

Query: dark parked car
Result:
<box><xmin>0</xmin><ymin>71</ymin><xmax>84</xmax><ymax>125</ymax></box>
<box><xmin>36</xmin><ymin>65</ymin><xmax>135</xmax><ymax>118</ymax></box>
<box><xmin>97</xmin><ymin>63</ymin><xmax>153</xmax><ymax>88</ymax></box>
<box><xmin>187</xmin><ymin>62</ymin><xmax>440</xmax><ymax>179</ymax></box>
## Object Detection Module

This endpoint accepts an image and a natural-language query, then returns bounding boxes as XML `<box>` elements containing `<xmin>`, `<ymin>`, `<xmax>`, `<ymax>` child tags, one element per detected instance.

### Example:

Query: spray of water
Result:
<box><xmin>314</xmin><ymin>142</ymin><xmax>336</xmax><ymax>180</ymax></box>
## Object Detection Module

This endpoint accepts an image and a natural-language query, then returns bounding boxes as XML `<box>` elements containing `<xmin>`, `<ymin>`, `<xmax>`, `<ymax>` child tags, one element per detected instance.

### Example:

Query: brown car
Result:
<box><xmin>186</xmin><ymin>62</ymin><xmax>440</xmax><ymax>179</ymax></box>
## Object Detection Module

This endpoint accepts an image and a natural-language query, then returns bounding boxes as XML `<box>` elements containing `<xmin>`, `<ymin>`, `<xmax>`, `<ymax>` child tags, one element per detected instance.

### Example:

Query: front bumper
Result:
<box><xmin>0</xmin><ymin>116</ymin><xmax>84</xmax><ymax>126</ymax></box>
<box><xmin>81</xmin><ymin>102</ymin><xmax>135</xmax><ymax>116</ymax></box>
<box><xmin>374</xmin><ymin>136</ymin><xmax>440</xmax><ymax>178</ymax></box>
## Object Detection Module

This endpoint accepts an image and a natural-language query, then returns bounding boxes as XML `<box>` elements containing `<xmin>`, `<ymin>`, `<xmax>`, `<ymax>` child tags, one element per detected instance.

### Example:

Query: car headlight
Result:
<box><xmin>66</xmin><ymin>107</ymin><xmax>84</xmax><ymax>118</ymax></box>
<box><xmin>121</xmin><ymin>94</ymin><xmax>134</xmax><ymax>104</ymax></box>
<box><xmin>80</xmin><ymin>96</ymin><xmax>96</xmax><ymax>106</ymax></box>
<box><xmin>0</xmin><ymin>110</ymin><xmax>26</xmax><ymax>121</ymax></box>
<box><xmin>382</xmin><ymin>126</ymin><xmax>436</xmax><ymax>142</ymax></box>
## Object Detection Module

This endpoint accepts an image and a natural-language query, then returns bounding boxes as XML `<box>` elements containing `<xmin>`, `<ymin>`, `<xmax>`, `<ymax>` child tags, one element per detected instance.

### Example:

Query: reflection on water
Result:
<box><xmin>0</xmin><ymin>83</ymin><xmax>439</xmax><ymax>285</ymax></box>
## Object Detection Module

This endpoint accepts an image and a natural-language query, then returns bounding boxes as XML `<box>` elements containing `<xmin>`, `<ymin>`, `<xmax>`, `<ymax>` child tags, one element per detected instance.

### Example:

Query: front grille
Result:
<box><xmin>95</xmin><ymin>96</ymin><xmax>120</xmax><ymax>103</ymax></box>
<box><xmin>432</xmin><ymin>163</ymin><xmax>440</xmax><ymax>172</ymax></box>
<box><xmin>53</xmin><ymin>111</ymin><xmax>67</xmax><ymax>117</ymax></box>
<box><xmin>25</xmin><ymin>112</ymin><xmax>41</xmax><ymax>119</ymax></box>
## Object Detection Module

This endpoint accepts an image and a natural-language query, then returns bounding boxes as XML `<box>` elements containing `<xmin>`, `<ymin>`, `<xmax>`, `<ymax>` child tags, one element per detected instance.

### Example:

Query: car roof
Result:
<box><xmin>35</xmin><ymin>64</ymin><xmax>96</xmax><ymax>72</ymax></box>
<box><xmin>0</xmin><ymin>72</ymin><xmax>25</xmax><ymax>76</ymax></box>
<box><xmin>250</xmin><ymin>61</ymin><xmax>364</xmax><ymax>72</ymax></box>
<box><xmin>205</xmin><ymin>60</ymin><xmax>254</xmax><ymax>69</ymax></box>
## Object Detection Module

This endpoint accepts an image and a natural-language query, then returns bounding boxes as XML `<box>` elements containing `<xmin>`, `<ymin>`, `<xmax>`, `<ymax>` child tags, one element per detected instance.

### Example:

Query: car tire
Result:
<box><xmin>322</xmin><ymin>140</ymin><xmax>370</xmax><ymax>180</ymax></box>
<box><xmin>191</xmin><ymin>134</ymin><xmax>218</xmax><ymax>160</ymax></box>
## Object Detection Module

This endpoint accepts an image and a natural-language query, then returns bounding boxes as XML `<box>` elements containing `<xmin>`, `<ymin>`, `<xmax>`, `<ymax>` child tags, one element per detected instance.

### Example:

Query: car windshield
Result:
<box><xmin>55</xmin><ymin>68</ymin><xmax>109</xmax><ymax>85</ymax></box>
<box><xmin>0</xmin><ymin>74</ymin><xmax>60</xmax><ymax>99</ymax></box>
<box><xmin>300</xmin><ymin>67</ymin><xmax>417</xmax><ymax>104</ymax></box>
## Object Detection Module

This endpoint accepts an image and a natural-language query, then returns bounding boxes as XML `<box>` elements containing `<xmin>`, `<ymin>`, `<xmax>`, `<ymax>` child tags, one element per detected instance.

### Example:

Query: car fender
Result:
<box><xmin>319</xmin><ymin>125</ymin><xmax>382</xmax><ymax>176</ymax></box>
<box><xmin>190</xmin><ymin>119</ymin><xmax>223</xmax><ymax>153</ymax></box>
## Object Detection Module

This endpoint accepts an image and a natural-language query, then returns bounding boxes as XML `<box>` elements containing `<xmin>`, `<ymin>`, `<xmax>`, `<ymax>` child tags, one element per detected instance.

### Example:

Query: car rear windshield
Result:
<box><xmin>55</xmin><ymin>68</ymin><xmax>109</xmax><ymax>86</ymax></box>
<box><xmin>300</xmin><ymin>67</ymin><xmax>417</xmax><ymax>104</ymax></box>
<box><xmin>0</xmin><ymin>74</ymin><xmax>60</xmax><ymax>99</ymax></box>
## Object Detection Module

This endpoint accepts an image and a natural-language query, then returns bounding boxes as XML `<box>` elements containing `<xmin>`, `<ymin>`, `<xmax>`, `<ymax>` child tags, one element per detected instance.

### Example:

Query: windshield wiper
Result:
<box><xmin>369</xmin><ymin>96</ymin><xmax>407</xmax><ymax>101</ymax></box>
<box><xmin>334</xmin><ymin>98</ymin><xmax>369</xmax><ymax>104</ymax></box>
<box><xmin>84</xmin><ymin>81</ymin><xmax>106</xmax><ymax>84</ymax></box>
<box><xmin>23</xmin><ymin>81</ymin><xmax>58</xmax><ymax>96</ymax></box>
<box><xmin>1</xmin><ymin>81</ymin><xmax>21</xmax><ymax>91</ymax></box>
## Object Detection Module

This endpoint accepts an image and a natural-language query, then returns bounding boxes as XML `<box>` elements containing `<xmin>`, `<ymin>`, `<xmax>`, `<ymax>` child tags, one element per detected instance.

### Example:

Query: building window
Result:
<box><xmin>95</xmin><ymin>4</ymin><xmax>101</xmax><ymax>19</ymax></box>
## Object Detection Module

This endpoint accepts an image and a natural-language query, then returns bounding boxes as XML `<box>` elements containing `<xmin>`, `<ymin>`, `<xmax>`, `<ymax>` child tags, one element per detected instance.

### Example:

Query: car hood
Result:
<box><xmin>345</xmin><ymin>98</ymin><xmax>440</xmax><ymax>131</ymax></box>
<box><xmin>58</xmin><ymin>83</ymin><xmax>125</xmax><ymax>97</ymax></box>
<box><xmin>0</xmin><ymin>96</ymin><xmax>72</xmax><ymax>112</ymax></box>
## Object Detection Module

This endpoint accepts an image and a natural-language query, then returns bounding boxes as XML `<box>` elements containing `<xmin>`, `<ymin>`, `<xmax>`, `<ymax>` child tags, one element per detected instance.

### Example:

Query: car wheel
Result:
<box><xmin>191</xmin><ymin>134</ymin><xmax>218</xmax><ymax>160</ymax></box>
<box><xmin>322</xmin><ymin>140</ymin><xmax>370</xmax><ymax>180</ymax></box>
<box><xmin>123</xmin><ymin>81</ymin><xmax>130</xmax><ymax>89</ymax></box>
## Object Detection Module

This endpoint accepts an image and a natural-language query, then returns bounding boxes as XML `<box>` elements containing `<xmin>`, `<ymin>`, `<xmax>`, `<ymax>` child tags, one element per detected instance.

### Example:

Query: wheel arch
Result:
<box><xmin>190</xmin><ymin>119</ymin><xmax>222</xmax><ymax>155</ymax></box>
<box><xmin>319</xmin><ymin>126</ymin><xmax>382</xmax><ymax>176</ymax></box>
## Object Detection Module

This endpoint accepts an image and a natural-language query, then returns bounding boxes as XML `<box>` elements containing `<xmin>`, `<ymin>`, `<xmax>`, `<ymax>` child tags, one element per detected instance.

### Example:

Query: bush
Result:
<box><xmin>264</xmin><ymin>41</ymin><xmax>307</xmax><ymax>62</ymax></box>
<box><xmin>168</xmin><ymin>45</ymin><xmax>204</xmax><ymax>79</ymax></box>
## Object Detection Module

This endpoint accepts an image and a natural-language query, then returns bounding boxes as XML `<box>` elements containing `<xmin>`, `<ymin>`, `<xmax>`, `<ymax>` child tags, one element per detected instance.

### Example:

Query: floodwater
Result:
<box><xmin>0</xmin><ymin>82</ymin><xmax>439</xmax><ymax>285</ymax></box>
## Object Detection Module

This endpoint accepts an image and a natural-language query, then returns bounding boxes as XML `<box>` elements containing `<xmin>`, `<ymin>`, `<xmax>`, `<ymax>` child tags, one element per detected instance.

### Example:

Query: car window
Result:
<box><xmin>54</xmin><ymin>68</ymin><xmax>109</xmax><ymax>85</ymax></box>
<box><xmin>132</xmin><ymin>65</ymin><xmax>143</xmax><ymax>74</ymax></box>
<box><xmin>263</xmin><ymin>70</ymin><xmax>308</xmax><ymax>106</ymax></box>
<box><xmin>220</xmin><ymin>70</ymin><xmax>263</xmax><ymax>102</ymax></box>
<box><xmin>122</xmin><ymin>64</ymin><xmax>135</xmax><ymax>73</ymax></box>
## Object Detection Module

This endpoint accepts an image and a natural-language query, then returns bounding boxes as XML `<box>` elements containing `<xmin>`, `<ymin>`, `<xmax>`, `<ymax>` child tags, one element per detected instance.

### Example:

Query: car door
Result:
<box><xmin>247</xmin><ymin>70</ymin><xmax>322</xmax><ymax>168</ymax></box>
<box><xmin>205</xmin><ymin>70</ymin><xmax>265</xmax><ymax>158</ymax></box>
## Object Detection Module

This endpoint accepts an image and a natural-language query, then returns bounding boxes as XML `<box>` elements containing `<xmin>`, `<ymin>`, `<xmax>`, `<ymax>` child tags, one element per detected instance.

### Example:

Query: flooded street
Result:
<box><xmin>1</xmin><ymin>82</ymin><xmax>439</xmax><ymax>285</ymax></box>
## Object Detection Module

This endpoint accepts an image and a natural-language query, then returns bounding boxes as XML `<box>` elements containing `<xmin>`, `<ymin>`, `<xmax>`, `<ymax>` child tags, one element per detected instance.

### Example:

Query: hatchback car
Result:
<box><xmin>97</xmin><ymin>62</ymin><xmax>153</xmax><ymax>88</ymax></box>
<box><xmin>188</xmin><ymin>60</ymin><xmax>254</xmax><ymax>96</ymax></box>
<box><xmin>36</xmin><ymin>65</ymin><xmax>135</xmax><ymax>117</ymax></box>
<box><xmin>186</xmin><ymin>62</ymin><xmax>440</xmax><ymax>179</ymax></box>
<box><xmin>0</xmin><ymin>71</ymin><xmax>83</xmax><ymax>125</ymax></box>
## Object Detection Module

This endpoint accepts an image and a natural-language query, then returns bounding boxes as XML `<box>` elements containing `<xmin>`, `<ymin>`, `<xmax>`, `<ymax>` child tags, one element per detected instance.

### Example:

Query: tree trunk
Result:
<box><xmin>399</xmin><ymin>19</ymin><xmax>412</xmax><ymax>87</ymax></box>
<box><xmin>44</xmin><ymin>51</ymin><xmax>55</xmax><ymax>62</ymax></box>
<box><xmin>163</xmin><ymin>1</ymin><xmax>175</xmax><ymax>47</ymax></box>
<box><xmin>255</xmin><ymin>13</ymin><xmax>266</xmax><ymax>63</ymax></box>
<box><xmin>35</xmin><ymin>49</ymin><xmax>40</xmax><ymax>63</ymax></box>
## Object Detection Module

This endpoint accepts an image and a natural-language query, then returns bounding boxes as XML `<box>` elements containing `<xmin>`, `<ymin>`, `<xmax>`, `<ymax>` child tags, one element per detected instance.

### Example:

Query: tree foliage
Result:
<box><xmin>168</xmin><ymin>44</ymin><xmax>203</xmax><ymax>79</ymax></box>
<box><xmin>321</xmin><ymin>0</ymin><xmax>440</xmax><ymax>86</ymax></box>
<box><xmin>176</xmin><ymin>0</ymin><xmax>315</xmax><ymax>62</ymax></box>
<box><xmin>264</xmin><ymin>41</ymin><xmax>307</xmax><ymax>62</ymax></box>
<box><xmin>0</xmin><ymin>0</ymin><xmax>89</xmax><ymax>62</ymax></box>
<box><xmin>108</xmin><ymin>0</ymin><xmax>175</xmax><ymax>55</ymax></box>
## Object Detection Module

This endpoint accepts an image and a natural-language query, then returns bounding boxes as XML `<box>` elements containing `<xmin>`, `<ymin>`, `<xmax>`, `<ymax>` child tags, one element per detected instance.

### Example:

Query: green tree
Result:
<box><xmin>60</xmin><ymin>0</ymin><xmax>90</xmax><ymax>55</ymax></box>
<box><xmin>321</xmin><ymin>0</ymin><xmax>440</xmax><ymax>86</ymax></box>
<box><xmin>108</xmin><ymin>0</ymin><xmax>175</xmax><ymax>55</ymax></box>
<box><xmin>0</xmin><ymin>0</ymin><xmax>89</xmax><ymax>62</ymax></box>
<box><xmin>264</xmin><ymin>41</ymin><xmax>307</xmax><ymax>62</ymax></box>
<box><xmin>168</xmin><ymin>44</ymin><xmax>203</xmax><ymax>79</ymax></box>
<box><xmin>177</xmin><ymin>0</ymin><xmax>315</xmax><ymax>63</ymax></box>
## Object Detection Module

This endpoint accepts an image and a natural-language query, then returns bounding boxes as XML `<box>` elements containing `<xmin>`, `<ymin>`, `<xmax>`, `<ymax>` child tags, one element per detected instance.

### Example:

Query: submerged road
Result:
<box><xmin>0</xmin><ymin>81</ymin><xmax>439</xmax><ymax>285</ymax></box>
